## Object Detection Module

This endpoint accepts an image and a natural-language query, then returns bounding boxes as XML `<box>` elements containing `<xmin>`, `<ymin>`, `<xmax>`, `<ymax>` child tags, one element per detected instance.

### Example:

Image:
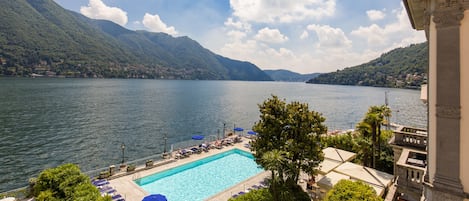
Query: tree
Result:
<box><xmin>32</xmin><ymin>164</ymin><xmax>111</xmax><ymax>201</ymax></box>
<box><xmin>258</xmin><ymin>149</ymin><xmax>287</xmax><ymax>201</ymax></box>
<box><xmin>324</xmin><ymin>180</ymin><xmax>383</xmax><ymax>201</ymax></box>
<box><xmin>360</xmin><ymin>105</ymin><xmax>391</xmax><ymax>168</ymax></box>
<box><xmin>251</xmin><ymin>95</ymin><xmax>326</xmax><ymax>200</ymax></box>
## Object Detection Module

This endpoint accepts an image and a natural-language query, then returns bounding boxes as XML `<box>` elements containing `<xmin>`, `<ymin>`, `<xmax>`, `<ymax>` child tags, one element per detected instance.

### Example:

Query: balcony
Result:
<box><xmin>394</xmin><ymin>148</ymin><xmax>427</xmax><ymax>201</ymax></box>
<box><xmin>390</xmin><ymin>126</ymin><xmax>427</xmax><ymax>151</ymax></box>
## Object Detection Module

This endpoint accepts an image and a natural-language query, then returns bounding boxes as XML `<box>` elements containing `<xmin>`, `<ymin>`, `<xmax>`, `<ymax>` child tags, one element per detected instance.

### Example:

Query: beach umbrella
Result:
<box><xmin>142</xmin><ymin>194</ymin><xmax>167</xmax><ymax>201</ymax></box>
<box><xmin>234</xmin><ymin>127</ymin><xmax>244</xmax><ymax>132</ymax></box>
<box><xmin>247</xmin><ymin>130</ymin><xmax>257</xmax><ymax>135</ymax></box>
<box><xmin>192</xmin><ymin>135</ymin><xmax>204</xmax><ymax>140</ymax></box>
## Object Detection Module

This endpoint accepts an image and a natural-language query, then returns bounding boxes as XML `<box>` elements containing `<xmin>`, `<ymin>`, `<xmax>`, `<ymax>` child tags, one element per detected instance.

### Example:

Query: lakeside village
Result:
<box><xmin>0</xmin><ymin>95</ymin><xmax>428</xmax><ymax>201</ymax></box>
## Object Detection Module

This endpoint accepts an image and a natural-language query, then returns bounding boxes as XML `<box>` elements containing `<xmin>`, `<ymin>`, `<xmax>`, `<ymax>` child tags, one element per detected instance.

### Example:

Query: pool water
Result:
<box><xmin>135</xmin><ymin>149</ymin><xmax>264</xmax><ymax>201</ymax></box>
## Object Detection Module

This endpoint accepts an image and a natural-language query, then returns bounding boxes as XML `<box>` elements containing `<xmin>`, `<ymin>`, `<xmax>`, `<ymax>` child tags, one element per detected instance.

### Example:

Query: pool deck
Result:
<box><xmin>108</xmin><ymin>137</ymin><xmax>269</xmax><ymax>201</ymax></box>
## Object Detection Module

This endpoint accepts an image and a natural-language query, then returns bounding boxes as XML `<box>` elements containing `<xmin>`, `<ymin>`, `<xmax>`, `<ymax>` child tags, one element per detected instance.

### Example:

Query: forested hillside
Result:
<box><xmin>307</xmin><ymin>43</ymin><xmax>428</xmax><ymax>88</ymax></box>
<box><xmin>264</xmin><ymin>69</ymin><xmax>320</xmax><ymax>82</ymax></box>
<box><xmin>0</xmin><ymin>0</ymin><xmax>272</xmax><ymax>81</ymax></box>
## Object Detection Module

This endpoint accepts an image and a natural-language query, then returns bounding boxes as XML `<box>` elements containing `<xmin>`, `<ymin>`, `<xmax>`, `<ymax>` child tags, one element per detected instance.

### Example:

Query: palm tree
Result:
<box><xmin>364</xmin><ymin>110</ymin><xmax>380</xmax><ymax>168</ymax></box>
<box><xmin>260</xmin><ymin>150</ymin><xmax>287</xmax><ymax>201</ymax></box>
<box><xmin>355</xmin><ymin>121</ymin><xmax>373</xmax><ymax>167</ymax></box>
<box><xmin>362</xmin><ymin>105</ymin><xmax>391</xmax><ymax>168</ymax></box>
<box><xmin>378</xmin><ymin>105</ymin><xmax>391</xmax><ymax>154</ymax></box>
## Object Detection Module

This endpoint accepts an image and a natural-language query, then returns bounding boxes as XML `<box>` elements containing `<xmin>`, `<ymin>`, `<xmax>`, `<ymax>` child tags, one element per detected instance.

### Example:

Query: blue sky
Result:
<box><xmin>53</xmin><ymin>0</ymin><xmax>426</xmax><ymax>74</ymax></box>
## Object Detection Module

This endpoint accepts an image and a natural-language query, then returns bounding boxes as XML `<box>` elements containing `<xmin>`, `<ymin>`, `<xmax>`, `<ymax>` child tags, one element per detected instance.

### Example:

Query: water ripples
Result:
<box><xmin>0</xmin><ymin>78</ymin><xmax>427</xmax><ymax>192</ymax></box>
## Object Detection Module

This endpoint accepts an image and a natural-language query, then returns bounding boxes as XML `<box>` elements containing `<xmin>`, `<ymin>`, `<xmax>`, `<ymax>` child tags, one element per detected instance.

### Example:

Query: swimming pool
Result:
<box><xmin>135</xmin><ymin>148</ymin><xmax>264</xmax><ymax>201</ymax></box>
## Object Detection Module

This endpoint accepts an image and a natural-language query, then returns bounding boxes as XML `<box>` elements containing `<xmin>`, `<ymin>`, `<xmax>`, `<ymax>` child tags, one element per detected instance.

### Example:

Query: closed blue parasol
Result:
<box><xmin>247</xmin><ymin>130</ymin><xmax>257</xmax><ymax>135</ymax></box>
<box><xmin>192</xmin><ymin>135</ymin><xmax>204</xmax><ymax>140</ymax></box>
<box><xmin>142</xmin><ymin>194</ymin><xmax>167</xmax><ymax>201</ymax></box>
<box><xmin>234</xmin><ymin>127</ymin><xmax>244</xmax><ymax>132</ymax></box>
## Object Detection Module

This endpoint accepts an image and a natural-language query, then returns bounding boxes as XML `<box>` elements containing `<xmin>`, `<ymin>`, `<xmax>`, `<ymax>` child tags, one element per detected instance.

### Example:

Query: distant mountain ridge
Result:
<box><xmin>0</xmin><ymin>0</ymin><xmax>272</xmax><ymax>81</ymax></box>
<box><xmin>264</xmin><ymin>70</ymin><xmax>320</xmax><ymax>82</ymax></box>
<box><xmin>307</xmin><ymin>43</ymin><xmax>428</xmax><ymax>88</ymax></box>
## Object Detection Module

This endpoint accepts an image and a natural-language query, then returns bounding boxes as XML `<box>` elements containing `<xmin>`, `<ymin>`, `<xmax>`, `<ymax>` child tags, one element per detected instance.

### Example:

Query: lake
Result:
<box><xmin>0</xmin><ymin>78</ymin><xmax>427</xmax><ymax>192</ymax></box>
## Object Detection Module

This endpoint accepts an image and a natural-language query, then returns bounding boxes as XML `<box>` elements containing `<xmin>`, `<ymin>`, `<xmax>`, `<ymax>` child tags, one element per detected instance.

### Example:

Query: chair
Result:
<box><xmin>111</xmin><ymin>194</ymin><xmax>122</xmax><ymax>200</ymax></box>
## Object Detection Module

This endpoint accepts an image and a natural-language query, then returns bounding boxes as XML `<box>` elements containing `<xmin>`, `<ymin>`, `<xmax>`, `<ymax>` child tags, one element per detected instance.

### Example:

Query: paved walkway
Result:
<box><xmin>107</xmin><ymin>137</ymin><xmax>268</xmax><ymax>201</ymax></box>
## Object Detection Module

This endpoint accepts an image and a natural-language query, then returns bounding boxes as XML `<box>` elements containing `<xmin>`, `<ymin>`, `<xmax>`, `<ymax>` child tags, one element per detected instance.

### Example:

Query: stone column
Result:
<box><xmin>427</xmin><ymin>2</ymin><xmax>465</xmax><ymax>200</ymax></box>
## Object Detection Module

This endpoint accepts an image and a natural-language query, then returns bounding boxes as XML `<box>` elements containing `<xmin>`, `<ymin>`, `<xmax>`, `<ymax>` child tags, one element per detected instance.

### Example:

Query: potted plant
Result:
<box><xmin>145</xmin><ymin>160</ymin><xmax>153</xmax><ymax>167</ymax></box>
<box><xmin>99</xmin><ymin>171</ymin><xmax>110</xmax><ymax>179</ymax></box>
<box><xmin>126</xmin><ymin>164</ymin><xmax>136</xmax><ymax>172</ymax></box>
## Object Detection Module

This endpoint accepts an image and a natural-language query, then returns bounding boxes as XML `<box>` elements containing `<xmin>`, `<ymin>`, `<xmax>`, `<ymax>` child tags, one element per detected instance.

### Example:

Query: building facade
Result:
<box><xmin>389</xmin><ymin>126</ymin><xmax>428</xmax><ymax>201</ymax></box>
<box><xmin>403</xmin><ymin>0</ymin><xmax>469</xmax><ymax>200</ymax></box>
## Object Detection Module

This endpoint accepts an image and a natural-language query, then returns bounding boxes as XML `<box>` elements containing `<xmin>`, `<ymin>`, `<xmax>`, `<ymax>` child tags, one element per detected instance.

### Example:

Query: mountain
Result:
<box><xmin>0</xmin><ymin>0</ymin><xmax>272</xmax><ymax>81</ymax></box>
<box><xmin>307</xmin><ymin>43</ymin><xmax>428</xmax><ymax>88</ymax></box>
<box><xmin>264</xmin><ymin>69</ymin><xmax>320</xmax><ymax>82</ymax></box>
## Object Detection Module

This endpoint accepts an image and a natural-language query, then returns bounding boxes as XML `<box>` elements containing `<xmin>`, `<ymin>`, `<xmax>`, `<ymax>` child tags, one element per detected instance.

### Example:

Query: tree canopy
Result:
<box><xmin>252</xmin><ymin>95</ymin><xmax>326</xmax><ymax>182</ymax></box>
<box><xmin>307</xmin><ymin>43</ymin><xmax>428</xmax><ymax>88</ymax></box>
<box><xmin>324</xmin><ymin>180</ymin><xmax>383</xmax><ymax>201</ymax></box>
<box><xmin>32</xmin><ymin>163</ymin><xmax>111</xmax><ymax>201</ymax></box>
<box><xmin>249</xmin><ymin>95</ymin><xmax>326</xmax><ymax>201</ymax></box>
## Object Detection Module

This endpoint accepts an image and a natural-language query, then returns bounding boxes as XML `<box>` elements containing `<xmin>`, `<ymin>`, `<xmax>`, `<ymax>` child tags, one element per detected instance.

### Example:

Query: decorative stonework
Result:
<box><xmin>435</xmin><ymin>105</ymin><xmax>461</xmax><ymax>119</ymax></box>
<box><xmin>433</xmin><ymin>8</ymin><xmax>465</xmax><ymax>27</ymax></box>
<box><xmin>437</xmin><ymin>0</ymin><xmax>459</xmax><ymax>8</ymax></box>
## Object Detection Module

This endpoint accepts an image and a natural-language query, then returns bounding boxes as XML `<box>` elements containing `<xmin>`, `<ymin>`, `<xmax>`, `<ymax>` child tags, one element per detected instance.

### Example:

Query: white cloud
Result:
<box><xmin>214</xmin><ymin>3</ymin><xmax>426</xmax><ymax>74</ymax></box>
<box><xmin>300</xmin><ymin>30</ymin><xmax>309</xmax><ymax>39</ymax></box>
<box><xmin>224</xmin><ymin>18</ymin><xmax>252</xmax><ymax>32</ymax></box>
<box><xmin>366</xmin><ymin>10</ymin><xmax>386</xmax><ymax>21</ymax></box>
<box><xmin>227</xmin><ymin>30</ymin><xmax>247</xmax><ymax>41</ymax></box>
<box><xmin>80</xmin><ymin>0</ymin><xmax>128</xmax><ymax>26</ymax></box>
<box><xmin>229</xmin><ymin>0</ymin><xmax>336</xmax><ymax>23</ymax></box>
<box><xmin>142</xmin><ymin>13</ymin><xmax>178</xmax><ymax>35</ymax></box>
<box><xmin>254</xmin><ymin>27</ymin><xmax>288</xmax><ymax>43</ymax></box>
<box><xmin>351</xmin><ymin>4</ymin><xmax>425</xmax><ymax>49</ymax></box>
<box><xmin>307</xmin><ymin>24</ymin><xmax>352</xmax><ymax>48</ymax></box>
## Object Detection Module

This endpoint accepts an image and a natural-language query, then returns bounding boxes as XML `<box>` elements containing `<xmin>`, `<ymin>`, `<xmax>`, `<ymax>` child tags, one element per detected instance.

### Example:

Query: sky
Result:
<box><xmin>53</xmin><ymin>0</ymin><xmax>426</xmax><ymax>74</ymax></box>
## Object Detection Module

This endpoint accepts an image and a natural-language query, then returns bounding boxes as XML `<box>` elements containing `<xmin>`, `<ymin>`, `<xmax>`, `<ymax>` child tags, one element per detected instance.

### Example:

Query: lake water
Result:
<box><xmin>0</xmin><ymin>78</ymin><xmax>427</xmax><ymax>192</ymax></box>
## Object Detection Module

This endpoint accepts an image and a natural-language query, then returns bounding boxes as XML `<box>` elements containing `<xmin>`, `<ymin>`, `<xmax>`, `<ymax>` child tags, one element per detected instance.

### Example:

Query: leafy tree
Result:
<box><xmin>324</xmin><ymin>180</ymin><xmax>383</xmax><ymax>201</ymax></box>
<box><xmin>32</xmin><ymin>163</ymin><xmax>111</xmax><ymax>201</ymax></box>
<box><xmin>251</xmin><ymin>95</ymin><xmax>326</xmax><ymax>200</ymax></box>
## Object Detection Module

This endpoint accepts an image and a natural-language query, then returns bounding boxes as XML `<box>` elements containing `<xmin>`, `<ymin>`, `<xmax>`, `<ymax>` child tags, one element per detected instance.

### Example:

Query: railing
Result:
<box><xmin>83</xmin><ymin>151</ymin><xmax>169</xmax><ymax>179</ymax></box>
<box><xmin>396</xmin><ymin>165</ymin><xmax>425</xmax><ymax>189</ymax></box>
<box><xmin>392</xmin><ymin>126</ymin><xmax>427</xmax><ymax>150</ymax></box>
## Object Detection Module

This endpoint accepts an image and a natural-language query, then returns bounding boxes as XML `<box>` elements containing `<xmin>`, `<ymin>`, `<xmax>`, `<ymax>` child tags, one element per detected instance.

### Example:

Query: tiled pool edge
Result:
<box><xmin>204</xmin><ymin>171</ymin><xmax>270</xmax><ymax>201</ymax></box>
<box><xmin>134</xmin><ymin>148</ymin><xmax>253</xmax><ymax>186</ymax></box>
<box><xmin>108</xmin><ymin>140</ymin><xmax>256</xmax><ymax>201</ymax></box>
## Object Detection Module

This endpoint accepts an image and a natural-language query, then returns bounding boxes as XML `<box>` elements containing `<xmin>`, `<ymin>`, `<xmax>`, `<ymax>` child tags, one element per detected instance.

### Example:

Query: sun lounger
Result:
<box><xmin>191</xmin><ymin>147</ymin><xmax>201</xmax><ymax>154</ymax></box>
<box><xmin>99</xmin><ymin>186</ymin><xmax>113</xmax><ymax>192</ymax></box>
<box><xmin>92</xmin><ymin>179</ymin><xmax>106</xmax><ymax>184</ymax></box>
<box><xmin>104</xmin><ymin>189</ymin><xmax>116</xmax><ymax>194</ymax></box>
<box><xmin>93</xmin><ymin>181</ymin><xmax>110</xmax><ymax>186</ymax></box>
<box><xmin>112</xmin><ymin>194</ymin><xmax>122</xmax><ymax>200</ymax></box>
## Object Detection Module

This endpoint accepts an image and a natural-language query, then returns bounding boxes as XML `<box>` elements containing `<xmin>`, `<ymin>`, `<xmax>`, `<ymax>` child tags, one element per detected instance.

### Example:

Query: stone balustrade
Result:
<box><xmin>391</xmin><ymin>126</ymin><xmax>427</xmax><ymax>150</ymax></box>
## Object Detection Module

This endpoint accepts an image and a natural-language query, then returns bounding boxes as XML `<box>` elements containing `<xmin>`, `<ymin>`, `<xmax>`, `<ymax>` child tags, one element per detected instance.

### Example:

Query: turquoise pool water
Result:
<box><xmin>135</xmin><ymin>149</ymin><xmax>264</xmax><ymax>201</ymax></box>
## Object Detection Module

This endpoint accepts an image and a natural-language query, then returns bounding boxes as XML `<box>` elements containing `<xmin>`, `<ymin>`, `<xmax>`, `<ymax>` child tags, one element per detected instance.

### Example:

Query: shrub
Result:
<box><xmin>32</xmin><ymin>163</ymin><xmax>111</xmax><ymax>201</ymax></box>
<box><xmin>324</xmin><ymin>180</ymin><xmax>383</xmax><ymax>201</ymax></box>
